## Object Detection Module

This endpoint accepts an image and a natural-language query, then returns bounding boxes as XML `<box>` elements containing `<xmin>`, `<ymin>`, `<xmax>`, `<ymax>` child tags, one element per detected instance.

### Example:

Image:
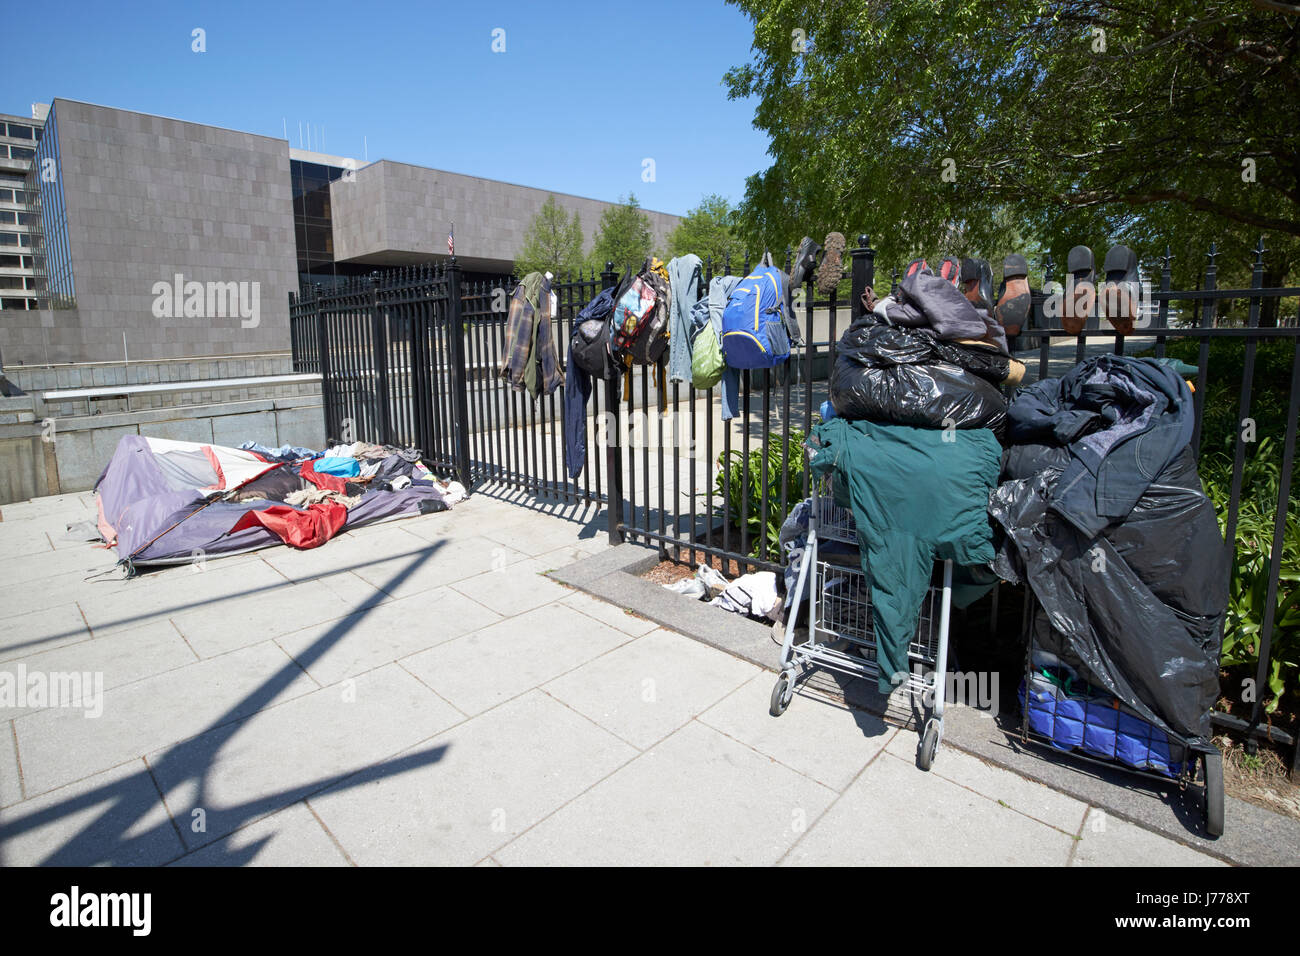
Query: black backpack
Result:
<box><xmin>570</xmin><ymin>286</ymin><xmax>618</xmax><ymax>380</ymax></box>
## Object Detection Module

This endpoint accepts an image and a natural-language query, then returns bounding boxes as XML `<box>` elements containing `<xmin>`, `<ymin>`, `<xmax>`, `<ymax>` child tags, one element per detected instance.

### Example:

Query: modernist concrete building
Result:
<box><xmin>0</xmin><ymin>98</ymin><xmax>681</xmax><ymax>367</ymax></box>
<box><xmin>0</xmin><ymin>107</ymin><xmax>44</xmax><ymax>314</ymax></box>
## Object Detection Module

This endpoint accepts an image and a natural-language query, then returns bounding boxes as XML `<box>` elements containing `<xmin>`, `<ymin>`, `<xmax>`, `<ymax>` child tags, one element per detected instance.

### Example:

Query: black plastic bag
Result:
<box><xmin>829</xmin><ymin>319</ymin><xmax>1007</xmax><ymax>432</ymax></box>
<box><xmin>989</xmin><ymin>446</ymin><xmax>1227</xmax><ymax>742</ymax></box>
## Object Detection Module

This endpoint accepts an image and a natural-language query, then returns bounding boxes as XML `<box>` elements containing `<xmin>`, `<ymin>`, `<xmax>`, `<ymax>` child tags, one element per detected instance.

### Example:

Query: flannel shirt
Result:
<box><xmin>499</xmin><ymin>272</ymin><xmax>562</xmax><ymax>398</ymax></box>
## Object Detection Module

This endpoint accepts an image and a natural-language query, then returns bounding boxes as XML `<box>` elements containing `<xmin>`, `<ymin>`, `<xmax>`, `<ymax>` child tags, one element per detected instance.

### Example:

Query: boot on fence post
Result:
<box><xmin>601</xmin><ymin>260</ymin><xmax>624</xmax><ymax>545</ymax></box>
<box><xmin>446</xmin><ymin>257</ymin><xmax>473</xmax><ymax>488</ymax></box>
<box><xmin>849</xmin><ymin>235</ymin><xmax>874</xmax><ymax>322</ymax></box>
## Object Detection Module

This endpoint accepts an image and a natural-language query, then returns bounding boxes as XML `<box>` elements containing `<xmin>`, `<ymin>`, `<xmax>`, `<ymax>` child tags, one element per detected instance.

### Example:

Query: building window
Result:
<box><xmin>8</xmin><ymin>146</ymin><xmax>35</xmax><ymax>161</ymax></box>
<box><xmin>5</xmin><ymin>123</ymin><xmax>34</xmax><ymax>140</ymax></box>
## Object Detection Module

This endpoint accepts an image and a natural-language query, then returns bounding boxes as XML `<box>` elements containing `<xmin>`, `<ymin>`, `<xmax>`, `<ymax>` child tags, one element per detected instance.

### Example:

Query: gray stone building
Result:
<box><xmin>0</xmin><ymin>98</ymin><xmax>681</xmax><ymax>367</ymax></box>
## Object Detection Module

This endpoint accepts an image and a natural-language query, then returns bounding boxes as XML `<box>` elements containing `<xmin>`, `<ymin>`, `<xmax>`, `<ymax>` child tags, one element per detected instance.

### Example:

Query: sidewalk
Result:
<box><xmin>0</xmin><ymin>486</ymin><xmax>1226</xmax><ymax>865</ymax></box>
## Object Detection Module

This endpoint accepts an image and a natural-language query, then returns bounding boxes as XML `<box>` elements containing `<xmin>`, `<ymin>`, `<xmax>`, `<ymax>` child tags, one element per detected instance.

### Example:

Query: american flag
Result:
<box><xmin>447</xmin><ymin>223</ymin><xmax>454</xmax><ymax>256</ymax></box>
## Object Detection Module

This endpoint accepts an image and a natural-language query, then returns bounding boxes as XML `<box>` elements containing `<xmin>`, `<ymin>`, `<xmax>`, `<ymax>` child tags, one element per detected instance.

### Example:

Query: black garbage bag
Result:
<box><xmin>988</xmin><ymin>446</ymin><xmax>1227</xmax><ymax>742</ymax></box>
<box><xmin>829</xmin><ymin>320</ymin><xmax>1007</xmax><ymax>432</ymax></box>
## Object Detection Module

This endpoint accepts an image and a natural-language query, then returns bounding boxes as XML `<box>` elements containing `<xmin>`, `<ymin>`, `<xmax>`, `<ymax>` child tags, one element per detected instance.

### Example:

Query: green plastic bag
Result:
<box><xmin>692</xmin><ymin>321</ymin><xmax>724</xmax><ymax>389</ymax></box>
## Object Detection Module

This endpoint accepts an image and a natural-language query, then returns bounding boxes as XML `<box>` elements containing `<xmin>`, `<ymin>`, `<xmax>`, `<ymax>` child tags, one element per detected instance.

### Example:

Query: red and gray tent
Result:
<box><xmin>94</xmin><ymin>436</ymin><xmax>450</xmax><ymax>568</ymax></box>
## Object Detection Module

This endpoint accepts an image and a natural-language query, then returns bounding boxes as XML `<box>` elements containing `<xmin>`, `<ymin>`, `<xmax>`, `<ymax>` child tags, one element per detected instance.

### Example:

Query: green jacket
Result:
<box><xmin>809</xmin><ymin>418</ymin><xmax>1001</xmax><ymax>693</ymax></box>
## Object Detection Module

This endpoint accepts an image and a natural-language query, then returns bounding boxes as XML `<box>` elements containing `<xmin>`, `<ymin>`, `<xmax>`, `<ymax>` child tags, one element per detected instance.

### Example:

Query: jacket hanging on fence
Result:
<box><xmin>809</xmin><ymin>417</ymin><xmax>1001</xmax><ymax>694</ymax></box>
<box><xmin>564</xmin><ymin>355</ymin><xmax>592</xmax><ymax>480</ymax></box>
<box><xmin>707</xmin><ymin>275</ymin><xmax>743</xmax><ymax>420</ymax></box>
<box><xmin>667</xmin><ymin>254</ymin><xmax>703</xmax><ymax>384</ymax></box>
<box><xmin>500</xmin><ymin>272</ymin><xmax>562</xmax><ymax>398</ymax></box>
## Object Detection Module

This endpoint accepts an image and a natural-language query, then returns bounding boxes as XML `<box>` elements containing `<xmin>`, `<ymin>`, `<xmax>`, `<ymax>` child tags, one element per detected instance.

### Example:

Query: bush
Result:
<box><xmin>714</xmin><ymin>427</ymin><xmax>807</xmax><ymax>560</ymax></box>
<box><xmin>1152</xmin><ymin>337</ymin><xmax>1299</xmax><ymax>717</ymax></box>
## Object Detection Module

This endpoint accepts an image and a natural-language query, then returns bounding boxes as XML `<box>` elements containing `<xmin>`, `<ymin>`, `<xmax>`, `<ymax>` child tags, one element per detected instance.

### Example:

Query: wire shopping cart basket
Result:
<box><xmin>771</xmin><ymin>444</ymin><xmax>954</xmax><ymax>770</ymax></box>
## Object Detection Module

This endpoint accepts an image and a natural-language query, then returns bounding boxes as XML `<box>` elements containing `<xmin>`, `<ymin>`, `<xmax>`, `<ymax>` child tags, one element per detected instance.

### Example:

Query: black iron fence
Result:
<box><xmin>290</xmin><ymin>238</ymin><xmax>1299</xmax><ymax>771</ymax></box>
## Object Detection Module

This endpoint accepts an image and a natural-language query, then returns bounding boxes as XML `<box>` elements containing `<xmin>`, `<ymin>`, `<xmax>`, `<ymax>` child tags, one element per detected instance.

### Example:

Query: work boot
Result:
<box><xmin>1099</xmin><ymin>244</ymin><xmax>1139</xmax><ymax>335</ymax></box>
<box><xmin>1062</xmin><ymin>245</ymin><xmax>1095</xmax><ymax>336</ymax></box>
<box><xmin>816</xmin><ymin>232</ymin><xmax>846</xmax><ymax>295</ymax></box>
<box><xmin>961</xmin><ymin>258</ymin><xmax>994</xmax><ymax>311</ymax></box>
<box><xmin>996</xmin><ymin>254</ymin><xmax>1031</xmax><ymax>337</ymax></box>
<box><xmin>788</xmin><ymin>236</ymin><xmax>822</xmax><ymax>291</ymax></box>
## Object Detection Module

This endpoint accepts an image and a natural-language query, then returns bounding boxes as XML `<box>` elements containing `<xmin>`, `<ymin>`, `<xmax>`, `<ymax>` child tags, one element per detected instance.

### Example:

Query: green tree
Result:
<box><xmin>667</xmin><ymin>194</ymin><xmax>747</xmax><ymax>268</ymax></box>
<box><xmin>515</xmin><ymin>195</ymin><xmax>585</xmax><ymax>278</ymax></box>
<box><xmin>724</xmin><ymin>0</ymin><xmax>1300</xmax><ymax>302</ymax></box>
<box><xmin>589</xmin><ymin>193</ymin><xmax>654</xmax><ymax>274</ymax></box>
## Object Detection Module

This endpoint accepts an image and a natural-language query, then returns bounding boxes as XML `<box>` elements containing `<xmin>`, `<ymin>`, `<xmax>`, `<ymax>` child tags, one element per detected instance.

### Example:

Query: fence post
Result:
<box><xmin>446</xmin><ymin>257</ymin><xmax>473</xmax><ymax>487</ymax></box>
<box><xmin>368</xmin><ymin>271</ymin><xmax>392</xmax><ymax>446</ymax></box>
<box><xmin>849</xmin><ymin>235</ymin><xmax>874</xmax><ymax>321</ymax></box>
<box><xmin>313</xmin><ymin>283</ymin><xmax>336</xmax><ymax>440</ymax></box>
<box><xmin>601</xmin><ymin>260</ymin><xmax>624</xmax><ymax>545</ymax></box>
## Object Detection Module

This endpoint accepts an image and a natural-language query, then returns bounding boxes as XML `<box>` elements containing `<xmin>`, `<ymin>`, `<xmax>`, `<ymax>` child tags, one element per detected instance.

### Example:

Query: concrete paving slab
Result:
<box><xmin>480</xmin><ymin>515</ymin><xmax>606</xmax><ymax>558</ymax></box>
<box><xmin>0</xmin><ymin>494</ymin><xmax>89</xmax><ymax>522</ymax></box>
<box><xmin>495</xmin><ymin>719</ymin><xmax>838</xmax><ymax>866</ymax></box>
<box><xmin>0</xmin><ymin>526</ymin><xmax>54</xmax><ymax>562</ymax></box>
<box><xmin>77</xmin><ymin>558</ymin><xmax>290</xmax><ymax>638</ymax></box>
<box><xmin>0</xmin><ymin>567</ymin><xmax>110</xmax><ymax>618</ymax></box>
<box><xmin>450</xmin><ymin>556</ymin><xmax>575</xmax><ymax>617</ymax></box>
<box><xmin>171</xmin><ymin>575</ymin><xmax>391</xmax><ymax>659</ymax></box>
<box><xmin>0</xmin><ymin>721</ymin><xmax>21</xmax><ymax>807</ymax></box>
<box><xmin>14</xmin><ymin>641</ymin><xmax>318</xmax><ymax>797</ymax></box>
<box><xmin>400</xmin><ymin>603</ymin><xmax>633</xmax><ymax>716</ymax></box>
<box><xmin>169</xmin><ymin>801</ymin><xmax>350</xmax><ymax>867</ymax></box>
<box><xmin>149</xmin><ymin>664</ymin><xmax>463</xmax><ymax>850</ymax></box>
<box><xmin>1</xmin><ymin>602</ymin><xmax>92</xmax><ymax>664</ymax></box>
<box><xmin>558</xmin><ymin>590</ymin><xmax>658</xmax><ymax>637</ymax></box>
<box><xmin>0</xmin><ymin>542</ymin><xmax>119</xmax><ymax>589</ymax></box>
<box><xmin>347</xmin><ymin>533</ymin><xmax>530</xmax><ymax>601</ymax></box>
<box><xmin>0</xmin><ymin>759</ymin><xmax>185</xmax><ymax>867</ymax></box>
<box><xmin>1071</xmin><ymin>807</ymin><xmax>1226</xmax><ymax>867</ymax></box>
<box><xmin>781</xmin><ymin>751</ymin><xmax>1077</xmax><ymax>866</ymax></box>
<box><xmin>259</xmin><ymin>523</ymin><xmax>435</xmax><ymax>584</ymax></box>
<box><xmin>2</xmin><ymin>620</ymin><xmax>197</xmax><ymax>721</ymax></box>
<box><xmin>274</xmin><ymin>585</ymin><xmax>502</xmax><ymax>687</ymax></box>
<box><xmin>542</xmin><ymin>629</ymin><xmax>760</xmax><ymax>750</ymax></box>
<box><xmin>883</xmin><ymin>725</ymin><xmax>1089</xmax><ymax>834</ymax></box>
<box><xmin>698</xmin><ymin>674</ymin><xmax>896</xmax><ymax>792</ymax></box>
<box><xmin>308</xmin><ymin>689</ymin><xmax>636</xmax><ymax>866</ymax></box>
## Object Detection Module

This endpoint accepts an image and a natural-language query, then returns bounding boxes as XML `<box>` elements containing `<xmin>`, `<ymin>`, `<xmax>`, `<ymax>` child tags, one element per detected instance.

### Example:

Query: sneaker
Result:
<box><xmin>1062</xmin><ymin>245</ymin><xmax>1095</xmax><ymax>336</ymax></box>
<box><xmin>996</xmin><ymin>254</ymin><xmax>1031</xmax><ymax>337</ymax></box>
<box><xmin>1098</xmin><ymin>244</ymin><xmax>1139</xmax><ymax>335</ymax></box>
<box><xmin>904</xmin><ymin>257</ymin><xmax>929</xmax><ymax>279</ymax></box>
<box><xmin>815</xmin><ymin>232</ymin><xmax>846</xmax><ymax>295</ymax></box>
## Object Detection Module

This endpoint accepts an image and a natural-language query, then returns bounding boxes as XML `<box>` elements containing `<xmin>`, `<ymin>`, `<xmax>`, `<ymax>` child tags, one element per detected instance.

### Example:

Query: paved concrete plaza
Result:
<box><xmin>0</xmin><ymin>486</ymin><xmax>1229</xmax><ymax>866</ymax></box>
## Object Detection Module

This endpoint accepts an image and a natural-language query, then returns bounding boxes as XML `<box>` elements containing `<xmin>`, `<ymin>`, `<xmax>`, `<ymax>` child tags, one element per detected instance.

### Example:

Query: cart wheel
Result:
<box><xmin>918</xmin><ymin>719</ymin><xmax>941</xmax><ymax>771</ymax></box>
<box><xmin>1202</xmin><ymin>749</ymin><xmax>1224</xmax><ymax>838</ymax></box>
<box><xmin>769</xmin><ymin>672</ymin><xmax>794</xmax><ymax>717</ymax></box>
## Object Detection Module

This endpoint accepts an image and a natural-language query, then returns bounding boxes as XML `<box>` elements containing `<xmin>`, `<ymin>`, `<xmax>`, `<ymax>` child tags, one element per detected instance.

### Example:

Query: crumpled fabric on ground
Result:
<box><xmin>297</xmin><ymin>458</ymin><xmax>349</xmax><ymax>494</ymax></box>
<box><xmin>284</xmin><ymin>487</ymin><xmax>362</xmax><ymax>509</ymax></box>
<box><xmin>238</xmin><ymin>441</ymin><xmax>320</xmax><ymax>462</ymax></box>
<box><xmin>229</xmin><ymin>501</ymin><xmax>347</xmax><ymax>549</ymax></box>
<box><xmin>439</xmin><ymin>481</ymin><xmax>468</xmax><ymax>505</ymax></box>
<box><xmin>709</xmin><ymin>571</ymin><xmax>781</xmax><ymax>620</ymax></box>
<box><xmin>810</xmin><ymin>417</ymin><xmax>1000</xmax><ymax>693</ymax></box>
<box><xmin>1005</xmin><ymin>355</ymin><xmax>1194</xmax><ymax>537</ymax></box>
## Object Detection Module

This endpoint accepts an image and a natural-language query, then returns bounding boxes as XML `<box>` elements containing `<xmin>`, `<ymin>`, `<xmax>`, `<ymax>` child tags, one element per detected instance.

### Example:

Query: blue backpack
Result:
<box><xmin>720</xmin><ymin>254</ymin><xmax>792</xmax><ymax>368</ymax></box>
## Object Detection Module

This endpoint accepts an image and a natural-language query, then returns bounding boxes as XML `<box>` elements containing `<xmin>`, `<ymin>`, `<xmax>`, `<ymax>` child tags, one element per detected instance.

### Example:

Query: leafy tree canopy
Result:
<box><xmin>724</xmin><ymin>0</ymin><xmax>1300</xmax><ymax>289</ymax></box>
<box><xmin>667</xmin><ymin>194</ymin><xmax>748</xmax><ymax>269</ymax></box>
<box><xmin>515</xmin><ymin>195</ymin><xmax>585</xmax><ymax>279</ymax></box>
<box><xmin>589</xmin><ymin>194</ymin><xmax>655</xmax><ymax>275</ymax></box>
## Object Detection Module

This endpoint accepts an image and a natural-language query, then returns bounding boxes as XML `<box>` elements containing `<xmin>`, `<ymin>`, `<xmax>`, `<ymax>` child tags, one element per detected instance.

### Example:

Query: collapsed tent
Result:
<box><xmin>94</xmin><ymin>435</ymin><xmax>459</xmax><ymax>568</ymax></box>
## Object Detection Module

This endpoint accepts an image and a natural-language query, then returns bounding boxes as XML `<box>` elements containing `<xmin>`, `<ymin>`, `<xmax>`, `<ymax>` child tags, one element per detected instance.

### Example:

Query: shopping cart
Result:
<box><xmin>770</xmin><ymin>444</ymin><xmax>954</xmax><ymax>770</ymax></box>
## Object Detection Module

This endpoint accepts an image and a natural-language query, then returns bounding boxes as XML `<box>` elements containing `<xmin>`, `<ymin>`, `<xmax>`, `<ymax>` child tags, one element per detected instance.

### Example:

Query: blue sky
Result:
<box><xmin>6</xmin><ymin>0</ymin><xmax>772</xmax><ymax>217</ymax></box>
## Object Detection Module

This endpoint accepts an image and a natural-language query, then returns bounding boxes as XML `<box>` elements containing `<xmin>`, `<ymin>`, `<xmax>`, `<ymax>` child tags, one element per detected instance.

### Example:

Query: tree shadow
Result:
<box><xmin>0</xmin><ymin>539</ymin><xmax>467</xmax><ymax>866</ymax></box>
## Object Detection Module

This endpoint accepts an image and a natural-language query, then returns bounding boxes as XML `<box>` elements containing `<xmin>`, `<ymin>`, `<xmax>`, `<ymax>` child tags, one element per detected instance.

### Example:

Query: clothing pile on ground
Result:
<box><xmin>989</xmin><ymin>354</ymin><xmax>1227</xmax><ymax>768</ymax></box>
<box><xmin>662</xmin><ymin>563</ymin><xmax>782</xmax><ymax>621</ymax></box>
<box><xmin>93</xmin><ymin>436</ymin><xmax>466</xmax><ymax>571</ymax></box>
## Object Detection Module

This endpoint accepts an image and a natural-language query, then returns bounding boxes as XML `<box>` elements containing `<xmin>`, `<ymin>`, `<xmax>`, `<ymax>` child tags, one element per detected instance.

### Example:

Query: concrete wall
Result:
<box><xmin>0</xmin><ymin>99</ymin><xmax>300</xmax><ymax>366</ymax></box>
<box><xmin>0</xmin><ymin>393</ymin><xmax>325</xmax><ymax>505</ymax></box>
<box><xmin>331</xmin><ymin>160</ymin><xmax>681</xmax><ymax>274</ymax></box>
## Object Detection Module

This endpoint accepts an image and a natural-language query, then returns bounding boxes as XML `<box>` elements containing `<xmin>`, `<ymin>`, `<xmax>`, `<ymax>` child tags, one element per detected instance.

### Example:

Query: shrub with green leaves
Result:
<box><xmin>713</xmin><ymin>427</ymin><xmax>806</xmax><ymax>560</ymax></box>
